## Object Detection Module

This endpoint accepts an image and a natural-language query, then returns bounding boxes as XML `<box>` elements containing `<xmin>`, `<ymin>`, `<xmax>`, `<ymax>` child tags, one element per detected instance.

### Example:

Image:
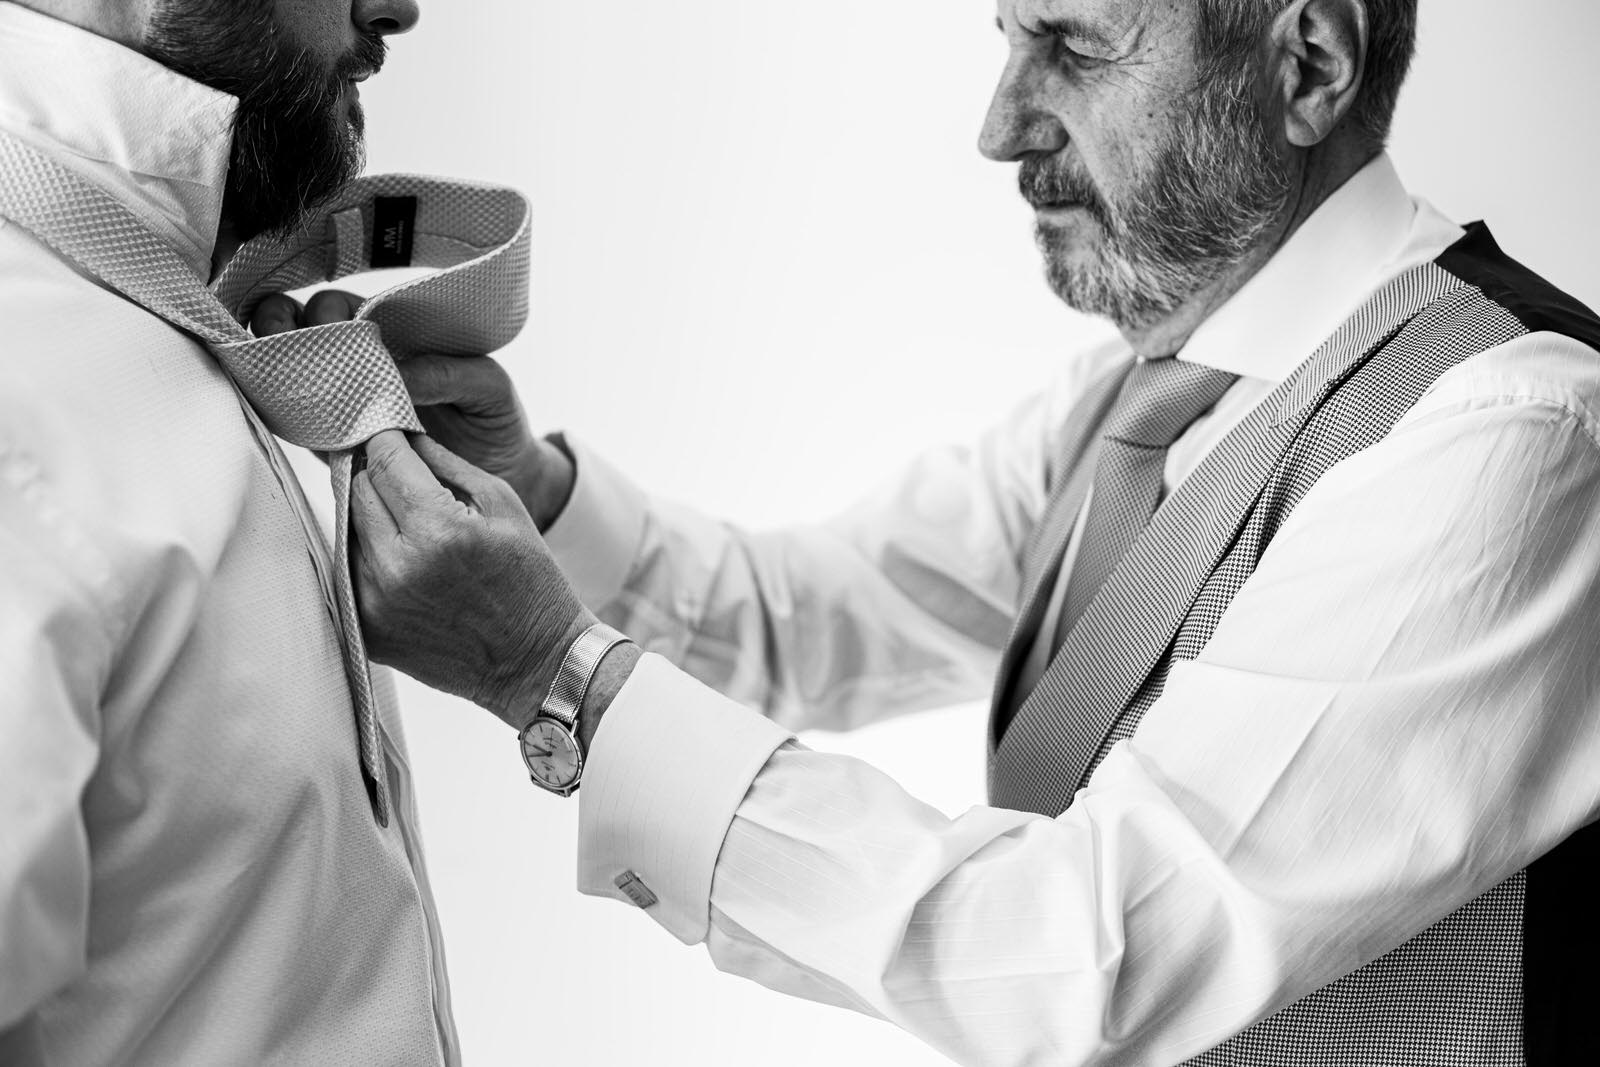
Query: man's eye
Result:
<box><xmin>1055</xmin><ymin>38</ymin><xmax>1106</xmax><ymax>70</ymax></box>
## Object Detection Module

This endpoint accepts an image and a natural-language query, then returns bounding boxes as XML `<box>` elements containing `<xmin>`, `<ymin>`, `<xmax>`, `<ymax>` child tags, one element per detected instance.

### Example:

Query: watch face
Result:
<box><xmin>521</xmin><ymin>719</ymin><xmax>582</xmax><ymax>791</ymax></box>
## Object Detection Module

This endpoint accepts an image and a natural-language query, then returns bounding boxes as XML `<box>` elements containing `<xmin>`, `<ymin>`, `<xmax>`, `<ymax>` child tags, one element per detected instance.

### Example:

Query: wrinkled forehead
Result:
<box><xmin>996</xmin><ymin>0</ymin><xmax>1191</xmax><ymax>50</ymax></box>
<box><xmin>998</xmin><ymin>0</ymin><xmax>1130</xmax><ymax>31</ymax></box>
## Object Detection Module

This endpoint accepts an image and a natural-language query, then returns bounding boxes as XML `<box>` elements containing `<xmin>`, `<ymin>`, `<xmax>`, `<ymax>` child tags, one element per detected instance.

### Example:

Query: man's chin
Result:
<box><xmin>1038</xmin><ymin>236</ymin><xmax>1161</xmax><ymax>328</ymax></box>
<box><xmin>1035</xmin><ymin>218</ymin><xmax>1102</xmax><ymax>274</ymax></box>
<box><xmin>1032</xmin><ymin>202</ymin><xmax>1095</xmax><ymax>225</ymax></box>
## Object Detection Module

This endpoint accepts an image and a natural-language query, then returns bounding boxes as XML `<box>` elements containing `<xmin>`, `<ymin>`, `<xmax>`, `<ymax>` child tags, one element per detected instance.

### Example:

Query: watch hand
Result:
<box><xmin>528</xmin><ymin>746</ymin><xmax>553</xmax><ymax>758</ymax></box>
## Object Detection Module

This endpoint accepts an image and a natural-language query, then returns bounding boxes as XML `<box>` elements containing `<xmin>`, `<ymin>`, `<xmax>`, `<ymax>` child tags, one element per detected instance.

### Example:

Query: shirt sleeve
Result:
<box><xmin>0</xmin><ymin>450</ymin><xmax>112</xmax><ymax>1030</ymax></box>
<box><xmin>578</xmin><ymin>333</ymin><xmax>1600</xmax><ymax>1066</ymax></box>
<box><xmin>545</xmin><ymin>343</ymin><xmax>1124</xmax><ymax>733</ymax></box>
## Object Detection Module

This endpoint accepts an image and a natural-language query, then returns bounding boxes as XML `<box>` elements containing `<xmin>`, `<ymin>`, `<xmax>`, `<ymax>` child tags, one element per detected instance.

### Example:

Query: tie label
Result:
<box><xmin>371</xmin><ymin>196</ymin><xmax>418</xmax><ymax>268</ymax></box>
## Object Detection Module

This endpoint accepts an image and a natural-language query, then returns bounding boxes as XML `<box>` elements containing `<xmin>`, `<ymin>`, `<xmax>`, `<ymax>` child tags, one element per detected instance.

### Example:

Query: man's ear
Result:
<box><xmin>1268</xmin><ymin>0</ymin><xmax>1369</xmax><ymax>148</ymax></box>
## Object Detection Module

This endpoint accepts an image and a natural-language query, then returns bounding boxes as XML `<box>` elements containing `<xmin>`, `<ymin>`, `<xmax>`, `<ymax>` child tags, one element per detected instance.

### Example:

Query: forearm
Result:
<box><xmin>702</xmin><ymin>744</ymin><xmax>1292</xmax><ymax>1067</ymax></box>
<box><xmin>546</xmin><ymin>436</ymin><xmax>1019</xmax><ymax>733</ymax></box>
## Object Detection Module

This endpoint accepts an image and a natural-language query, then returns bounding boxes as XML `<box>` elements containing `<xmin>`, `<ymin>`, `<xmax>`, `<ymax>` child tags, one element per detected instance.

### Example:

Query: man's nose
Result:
<box><xmin>978</xmin><ymin>56</ymin><xmax>1067</xmax><ymax>162</ymax></box>
<box><xmin>353</xmin><ymin>0</ymin><xmax>420</xmax><ymax>36</ymax></box>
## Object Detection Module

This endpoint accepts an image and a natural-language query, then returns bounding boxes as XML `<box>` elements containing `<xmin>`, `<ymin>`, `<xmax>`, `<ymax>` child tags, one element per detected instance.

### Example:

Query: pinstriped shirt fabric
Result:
<box><xmin>564</xmin><ymin>154</ymin><xmax>1600</xmax><ymax>1063</ymax></box>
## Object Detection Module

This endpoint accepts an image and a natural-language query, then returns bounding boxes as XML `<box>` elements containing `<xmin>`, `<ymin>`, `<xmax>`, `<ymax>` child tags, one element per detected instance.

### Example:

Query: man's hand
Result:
<box><xmin>350</xmin><ymin>430</ymin><xmax>594</xmax><ymax>729</ymax></box>
<box><xmin>251</xmin><ymin>290</ymin><xmax>577</xmax><ymax>529</ymax></box>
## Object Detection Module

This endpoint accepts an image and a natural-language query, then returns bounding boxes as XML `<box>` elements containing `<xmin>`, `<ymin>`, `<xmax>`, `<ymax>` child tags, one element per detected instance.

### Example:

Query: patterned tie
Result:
<box><xmin>0</xmin><ymin>129</ymin><xmax>531</xmax><ymax>826</ymax></box>
<box><xmin>1050</xmin><ymin>357</ymin><xmax>1239</xmax><ymax>651</ymax></box>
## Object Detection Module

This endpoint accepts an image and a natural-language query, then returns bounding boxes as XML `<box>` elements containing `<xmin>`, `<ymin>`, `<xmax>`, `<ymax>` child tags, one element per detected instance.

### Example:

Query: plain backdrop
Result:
<box><xmin>335</xmin><ymin>3</ymin><xmax>1600</xmax><ymax>1064</ymax></box>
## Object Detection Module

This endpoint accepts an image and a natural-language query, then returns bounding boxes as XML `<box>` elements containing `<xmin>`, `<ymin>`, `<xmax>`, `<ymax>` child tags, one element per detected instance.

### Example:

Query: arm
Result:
<box><xmin>258</xmin><ymin>288</ymin><xmax>1122</xmax><ymax>733</ymax></box>
<box><xmin>544</xmin><ymin>421</ymin><xmax>1040</xmax><ymax>732</ymax></box>
<box><xmin>573</xmin><ymin>333</ymin><xmax>1600</xmax><ymax>1064</ymax></box>
<box><xmin>0</xmin><ymin>461</ymin><xmax>110</xmax><ymax>1032</ymax></box>
<box><xmin>365</xmin><ymin>334</ymin><xmax>1123</xmax><ymax>733</ymax></box>
<box><xmin>347</xmin><ymin>335</ymin><xmax>1600</xmax><ymax>1062</ymax></box>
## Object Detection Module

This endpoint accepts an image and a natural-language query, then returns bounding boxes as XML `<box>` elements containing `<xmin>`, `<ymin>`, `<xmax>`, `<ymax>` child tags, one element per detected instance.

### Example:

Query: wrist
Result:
<box><xmin>576</xmin><ymin>640</ymin><xmax>644</xmax><ymax>753</ymax></box>
<box><xmin>491</xmin><ymin>610</ymin><xmax>594</xmax><ymax>732</ymax></box>
<box><xmin>507</xmin><ymin>434</ymin><xmax>576</xmax><ymax>531</ymax></box>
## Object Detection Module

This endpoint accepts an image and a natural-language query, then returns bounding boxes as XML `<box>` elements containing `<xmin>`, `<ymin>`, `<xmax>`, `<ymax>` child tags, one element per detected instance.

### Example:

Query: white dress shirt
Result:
<box><xmin>549</xmin><ymin>153</ymin><xmax>1600</xmax><ymax>1064</ymax></box>
<box><xmin>0</xmin><ymin>7</ymin><xmax>457</xmax><ymax>1063</ymax></box>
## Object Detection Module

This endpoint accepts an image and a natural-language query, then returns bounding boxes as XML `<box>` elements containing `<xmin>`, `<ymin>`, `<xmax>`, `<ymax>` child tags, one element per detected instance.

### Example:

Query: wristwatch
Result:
<box><xmin>518</xmin><ymin>622</ymin><xmax>632</xmax><ymax>796</ymax></box>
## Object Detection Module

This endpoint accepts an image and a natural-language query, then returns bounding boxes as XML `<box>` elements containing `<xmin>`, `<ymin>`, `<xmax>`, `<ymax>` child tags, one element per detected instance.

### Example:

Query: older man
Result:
<box><xmin>0</xmin><ymin>1</ymin><xmax>471</xmax><ymax>1063</ymax></box>
<box><xmin>329</xmin><ymin>0</ymin><xmax>1599</xmax><ymax>1063</ymax></box>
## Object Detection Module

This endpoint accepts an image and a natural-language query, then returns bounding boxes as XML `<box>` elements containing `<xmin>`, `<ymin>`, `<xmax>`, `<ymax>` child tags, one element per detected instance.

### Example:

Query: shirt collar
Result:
<box><xmin>1177</xmin><ymin>153</ymin><xmax>1465</xmax><ymax>383</ymax></box>
<box><xmin>0</xmin><ymin>2</ymin><xmax>236</xmax><ymax>279</ymax></box>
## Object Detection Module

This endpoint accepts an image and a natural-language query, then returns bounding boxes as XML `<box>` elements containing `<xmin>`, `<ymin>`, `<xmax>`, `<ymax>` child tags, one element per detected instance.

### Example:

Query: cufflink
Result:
<box><xmin>614</xmin><ymin>870</ymin><xmax>658</xmax><ymax>909</ymax></box>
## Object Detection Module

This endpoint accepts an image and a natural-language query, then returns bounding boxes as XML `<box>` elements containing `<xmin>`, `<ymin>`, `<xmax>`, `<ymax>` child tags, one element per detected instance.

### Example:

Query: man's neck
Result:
<box><xmin>1122</xmin><ymin>140</ymin><xmax>1378</xmax><ymax>359</ymax></box>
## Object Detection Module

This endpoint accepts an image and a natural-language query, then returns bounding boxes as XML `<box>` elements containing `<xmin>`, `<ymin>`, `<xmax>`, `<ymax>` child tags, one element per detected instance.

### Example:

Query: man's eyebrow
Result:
<box><xmin>994</xmin><ymin>12</ymin><xmax>1120</xmax><ymax>51</ymax></box>
<box><xmin>1033</xmin><ymin>16</ymin><xmax>1118</xmax><ymax>51</ymax></box>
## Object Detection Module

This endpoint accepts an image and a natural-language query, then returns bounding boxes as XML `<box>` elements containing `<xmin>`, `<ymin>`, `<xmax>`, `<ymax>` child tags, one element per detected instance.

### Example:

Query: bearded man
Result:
<box><xmin>272</xmin><ymin>0</ymin><xmax>1597</xmax><ymax>1064</ymax></box>
<box><xmin>0</xmin><ymin>1</ymin><xmax>469</xmax><ymax>1063</ymax></box>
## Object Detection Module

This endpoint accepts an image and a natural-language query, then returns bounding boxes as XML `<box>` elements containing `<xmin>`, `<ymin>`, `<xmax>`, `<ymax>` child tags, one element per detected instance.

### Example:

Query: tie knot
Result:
<box><xmin>1104</xmin><ymin>357</ymin><xmax>1239</xmax><ymax>449</ymax></box>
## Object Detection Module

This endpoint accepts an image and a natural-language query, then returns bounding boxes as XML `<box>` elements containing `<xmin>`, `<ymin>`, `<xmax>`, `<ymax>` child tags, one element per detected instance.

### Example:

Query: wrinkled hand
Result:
<box><xmin>251</xmin><ymin>290</ymin><xmax>576</xmax><ymax>529</ymax></box>
<box><xmin>350</xmin><ymin>430</ymin><xmax>596</xmax><ymax>728</ymax></box>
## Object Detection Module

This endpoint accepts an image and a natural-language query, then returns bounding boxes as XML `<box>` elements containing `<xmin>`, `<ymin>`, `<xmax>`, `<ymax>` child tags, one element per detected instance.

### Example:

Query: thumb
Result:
<box><xmin>398</xmin><ymin>355</ymin><xmax>516</xmax><ymax>414</ymax></box>
<box><xmin>412</xmin><ymin>435</ymin><xmax>528</xmax><ymax>520</ymax></box>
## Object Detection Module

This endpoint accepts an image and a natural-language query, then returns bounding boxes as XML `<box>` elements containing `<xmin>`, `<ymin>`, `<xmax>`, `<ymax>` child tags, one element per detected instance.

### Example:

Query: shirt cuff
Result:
<box><xmin>541</xmin><ymin>436</ymin><xmax>648</xmax><ymax>611</ymax></box>
<box><xmin>577</xmin><ymin>652</ymin><xmax>792</xmax><ymax>945</ymax></box>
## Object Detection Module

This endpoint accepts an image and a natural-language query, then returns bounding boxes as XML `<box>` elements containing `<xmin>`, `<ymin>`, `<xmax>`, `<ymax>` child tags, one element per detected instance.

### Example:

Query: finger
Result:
<box><xmin>347</xmin><ymin>529</ymin><xmax>387</xmax><ymax>659</ymax></box>
<box><xmin>411</xmin><ymin>435</ymin><xmax>525</xmax><ymax>519</ymax></box>
<box><xmin>363</xmin><ymin>430</ymin><xmax>459</xmax><ymax>527</ymax></box>
<box><xmin>250</xmin><ymin>294</ymin><xmax>305</xmax><ymax>337</ymax></box>
<box><xmin>304</xmin><ymin>288</ymin><xmax>364</xmax><ymax>326</ymax></box>
<box><xmin>348</xmin><ymin>471</ymin><xmax>394</xmax><ymax>645</ymax></box>
<box><xmin>398</xmin><ymin>355</ymin><xmax>515</xmax><ymax>414</ymax></box>
<box><xmin>350</xmin><ymin>467</ymin><xmax>399</xmax><ymax>543</ymax></box>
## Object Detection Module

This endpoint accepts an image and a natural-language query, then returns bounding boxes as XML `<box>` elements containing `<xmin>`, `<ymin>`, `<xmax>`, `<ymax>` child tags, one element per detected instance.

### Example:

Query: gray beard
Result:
<box><xmin>1035</xmin><ymin>75</ymin><xmax>1295</xmax><ymax>331</ymax></box>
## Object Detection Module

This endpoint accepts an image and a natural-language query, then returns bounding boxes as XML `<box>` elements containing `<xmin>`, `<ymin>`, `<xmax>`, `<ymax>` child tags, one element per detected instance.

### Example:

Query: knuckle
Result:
<box><xmin>431</xmin><ymin>517</ymin><xmax>471</xmax><ymax>551</ymax></box>
<box><xmin>250</xmin><ymin>294</ymin><xmax>300</xmax><ymax>336</ymax></box>
<box><xmin>362</xmin><ymin>453</ymin><xmax>395</xmax><ymax>485</ymax></box>
<box><xmin>490</xmin><ymin>478</ymin><xmax>524</xmax><ymax>515</ymax></box>
<box><xmin>472</xmin><ymin>356</ymin><xmax>509</xmax><ymax>387</ymax></box>
<box><xmin>305</xmin><ymin>288</ymin><xmax>359</xmax><ymax>323</ymax></box>
<box><xmin>400</xmin><ymin>357</ymin><xmax>449</xmax><ymax>399</ymax></box>
<box><xmin>380</xmin><ymin>545</ymin><xmax>419</xmax><ymax>588</ymax></box>
<box><xmin>363</xmin><ymin>439</ymin><xmax>403</xmax><ymax>479</ymax></box>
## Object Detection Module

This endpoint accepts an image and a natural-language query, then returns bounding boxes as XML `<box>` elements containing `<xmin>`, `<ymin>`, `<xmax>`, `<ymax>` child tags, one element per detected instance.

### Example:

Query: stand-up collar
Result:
<box><xmin>1178</xmin><ymin>153</ymin><xmax>1466</xmax><ymax>383</ymax></box>
<box><xmin>0</xmin><ymin>2</ymin><xmax>236</xmax><ymax>279</ymax></box>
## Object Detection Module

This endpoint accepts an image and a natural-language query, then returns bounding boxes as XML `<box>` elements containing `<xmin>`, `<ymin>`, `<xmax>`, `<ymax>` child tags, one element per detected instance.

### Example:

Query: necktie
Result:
<box><xmin>1050</xmin><ymin>357</ymin><xmax>1239</xmax><ymax>651</ymax></box>
<box><xmin>0</xmin><ymin>129</ymin><xmax>531</xmax><ymax>826</ymax></box>
<box><xmin>994</xmin><ymin>357</ymin><xmax>1238</xmax><ymax>739</ymax></box>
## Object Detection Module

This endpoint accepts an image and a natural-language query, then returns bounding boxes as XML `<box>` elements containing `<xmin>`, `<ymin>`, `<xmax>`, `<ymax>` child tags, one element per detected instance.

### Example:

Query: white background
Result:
<box><xmin>348</xmin><ymin>3</ymin><xmax>1600</xmax><ymax>1064</ymax></box>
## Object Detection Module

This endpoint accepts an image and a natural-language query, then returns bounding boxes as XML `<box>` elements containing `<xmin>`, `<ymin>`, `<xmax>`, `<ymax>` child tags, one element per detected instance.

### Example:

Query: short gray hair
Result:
<box><xmin>1195</xmin><ymin>0</ymin><xmax>1419</xmax><ymax>147</ymax></box>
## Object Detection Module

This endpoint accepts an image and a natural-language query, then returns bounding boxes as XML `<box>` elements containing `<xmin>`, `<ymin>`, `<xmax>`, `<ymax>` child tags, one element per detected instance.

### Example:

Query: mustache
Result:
<box><xmin>334</xmin><ymin>32</ymin><xmax>388</xmax><ymax>83</ymax></box>
<box><xmin>1018</xmin><ymin>157</ymin><xmax>1114</xmax><ymax>229</ymax></box>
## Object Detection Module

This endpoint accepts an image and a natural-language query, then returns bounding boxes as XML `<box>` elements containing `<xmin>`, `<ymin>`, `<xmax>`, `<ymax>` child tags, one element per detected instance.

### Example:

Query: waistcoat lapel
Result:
<box><xmin>989</xmin><ymin>261</ymin><xmax>1469</xmax><ymax>815</ymax></box>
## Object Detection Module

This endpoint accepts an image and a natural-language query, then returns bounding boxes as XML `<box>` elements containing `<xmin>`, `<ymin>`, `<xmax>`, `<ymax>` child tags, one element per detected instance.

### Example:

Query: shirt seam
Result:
<box><xmin>1407</xmin><ymin>388</ymin><xmax>1600</xmax><ymax>456</ymax></box>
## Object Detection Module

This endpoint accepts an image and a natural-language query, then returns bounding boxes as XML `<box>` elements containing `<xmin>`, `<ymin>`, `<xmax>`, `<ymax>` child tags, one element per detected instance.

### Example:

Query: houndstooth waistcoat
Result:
<box><xmin>987</xmin><ymin>224</ymin><xmax>1600</xmax><ymax>1064</ymax></box>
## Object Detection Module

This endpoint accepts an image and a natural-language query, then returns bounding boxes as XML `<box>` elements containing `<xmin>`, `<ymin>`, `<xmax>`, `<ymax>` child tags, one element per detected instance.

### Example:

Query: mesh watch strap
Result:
<box><xmin>540</xmin><ymin>622</ymin><xmax>631</xmax><ymax>730</ymax></box>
